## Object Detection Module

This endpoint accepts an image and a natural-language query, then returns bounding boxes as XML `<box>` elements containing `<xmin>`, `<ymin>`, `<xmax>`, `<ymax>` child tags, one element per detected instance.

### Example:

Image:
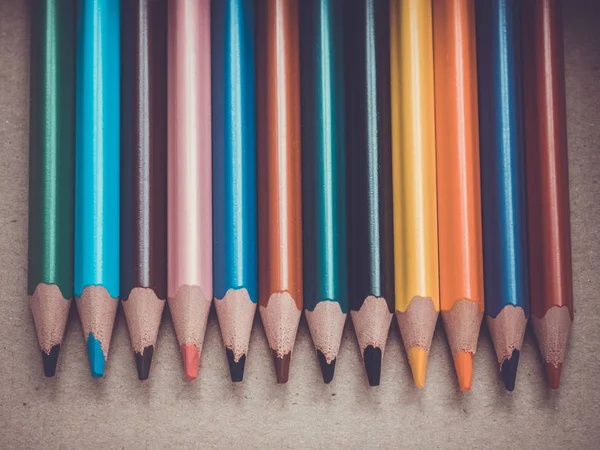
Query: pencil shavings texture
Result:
<box><xmin>486</xmin><ymin>304</ymin><xmax>528</xmax><ymax>364</ymax></box>
<box><xmin>168</xmin><ymin>284</ymin><xmax>212</xmax><ymax>355</ymax></box>
<box><xmin>532</xmin><ymin>305</ymin><xmax>572</xmax><ymax>368</ymax></box>
<box><xmin>29</xmin><ymin>283</ymin><xmax>72</xmax><ymax>354</ymax></box>
<box><xmin>305</xmin><ymin>300</ymin><xmax>347</xmax><ymax>364</ymax></box>
<box><xmin>441</xmin><ymin>298</ymin><xmax>483</xmax><ymax>357</ymax></box>
<box><xmin>122</xmin><ymin>287</ymin><xmax>165</xmax><ymax>354</ymax></box>
<box><xmin>396</xmin><ymin>296</ymin><xmax>438</xmax><ymax>353</ymax></box>
<box><xmin>259</xmin><ymin>291</ymin><xmax>301</xmax><ymax>359</ymax></box>
<box><xmin>215</xmin><ymin>288</ymin><xmax>257</xmax><ymax>362</ymax></box>
<box><xmin>350</xmin><ymin>296</ymin><xmax>393</xmax><ymax>356</ymax></box>
<box><xmin>76</xmin><ymin>285</ymin><xmax>119</xmax><ymax>359</ymax></box>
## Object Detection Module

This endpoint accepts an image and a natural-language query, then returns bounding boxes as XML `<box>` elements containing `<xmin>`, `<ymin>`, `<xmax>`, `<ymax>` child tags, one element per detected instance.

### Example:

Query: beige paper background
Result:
<box><xmin>1</xmin><ymin>1</ymin><xmax>599</xmax><ymax>448</ymax></box>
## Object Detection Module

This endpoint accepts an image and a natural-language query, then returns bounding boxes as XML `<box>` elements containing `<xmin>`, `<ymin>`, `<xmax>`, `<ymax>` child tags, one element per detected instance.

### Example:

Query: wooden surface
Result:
<box><xmin>0</xmin><ymin>0</ymin><xmax>599</xmax><ymax>448</ymax></box>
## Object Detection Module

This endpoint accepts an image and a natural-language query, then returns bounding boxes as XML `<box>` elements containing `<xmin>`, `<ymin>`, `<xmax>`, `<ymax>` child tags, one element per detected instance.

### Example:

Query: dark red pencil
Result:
<box><xmin>522</xmin><ymin>0</ymin><xmax>573</xmax><ymax>389</ymax></box>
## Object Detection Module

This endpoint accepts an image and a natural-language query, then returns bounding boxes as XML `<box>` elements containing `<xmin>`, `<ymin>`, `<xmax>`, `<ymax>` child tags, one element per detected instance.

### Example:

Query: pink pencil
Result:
<box><xmin>167</xmin><ymin>0</ymin><xmax>213</xmax><ymax>381</ymax></box>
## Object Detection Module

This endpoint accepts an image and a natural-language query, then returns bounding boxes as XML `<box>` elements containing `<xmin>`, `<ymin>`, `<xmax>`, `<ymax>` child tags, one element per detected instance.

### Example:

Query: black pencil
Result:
<box><xmin>344</xmin><ymin>0</ymin><xmax>394</xmax><ymax>387</ymax></box>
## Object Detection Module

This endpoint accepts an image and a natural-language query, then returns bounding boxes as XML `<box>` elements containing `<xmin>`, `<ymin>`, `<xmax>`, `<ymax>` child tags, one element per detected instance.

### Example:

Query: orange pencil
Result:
<box><xmin>433</xmin><ymin>0</ymin><xmax>484</xmax><ymax>392</ymax></box>
<box><xmin>255</xmin><ymin>0</ymin><xmax>303</xmax><ymax>384</ymax></box>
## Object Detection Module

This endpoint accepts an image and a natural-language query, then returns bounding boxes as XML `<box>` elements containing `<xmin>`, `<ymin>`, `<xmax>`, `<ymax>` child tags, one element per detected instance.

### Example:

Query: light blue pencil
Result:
<box><xmin>75</xmin><ymin>0</ymin><xmax>120</xmax><ymax>378</ymax></box>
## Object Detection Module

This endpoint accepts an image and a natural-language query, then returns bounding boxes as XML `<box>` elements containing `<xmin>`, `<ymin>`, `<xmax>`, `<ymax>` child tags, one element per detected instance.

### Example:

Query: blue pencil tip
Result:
<box><xmin>87</xmin><ymin>333</ymin><xmax>105</xmax><ymax>378</ymax></box>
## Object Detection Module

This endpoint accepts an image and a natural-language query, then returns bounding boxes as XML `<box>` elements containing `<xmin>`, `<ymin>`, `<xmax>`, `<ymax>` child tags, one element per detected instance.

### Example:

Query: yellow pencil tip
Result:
<box><xmin>407</xmin><ymin>347</ymin><xmax>428</xmax><ymax>387</ymax></box>
<box><xmin>454</xmin><ymin>352</ymin><xmax>473</xmax><ymax>392</ymax></box>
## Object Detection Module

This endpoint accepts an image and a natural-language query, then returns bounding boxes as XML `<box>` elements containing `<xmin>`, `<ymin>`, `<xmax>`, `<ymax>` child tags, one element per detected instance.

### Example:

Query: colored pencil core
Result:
<box><xmin>454</xmin><ymin>352</ymin><xmax>474</xmax><ymax>392</ymax></box>
<box><xmin>407</xmin><ymin>347</ymin><xmax>427</xmax><ymax>388</ymax></box>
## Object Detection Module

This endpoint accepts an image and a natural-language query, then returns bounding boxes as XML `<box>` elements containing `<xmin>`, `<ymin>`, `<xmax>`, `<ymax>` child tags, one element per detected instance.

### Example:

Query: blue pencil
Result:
<box><xmin>211</xmin><ymin>0</ymin><xmax>258</xmax><ymax>382</ymax></box>
<box><xmin>476</xmin><ymin>0</ymin><xmax>530</xmax><ymax>391</ymax></box>
<box><xmin>75</xmin><ymin>0</ymin><xmax>120</xmax><ymax>378</ymax></box>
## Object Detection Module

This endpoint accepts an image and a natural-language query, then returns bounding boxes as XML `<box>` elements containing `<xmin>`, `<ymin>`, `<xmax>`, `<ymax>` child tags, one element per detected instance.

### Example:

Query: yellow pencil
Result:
<box><xmin>390</xmin><ymin>0</ymin><xmax>439</xmax><ymax>387</ymax></box>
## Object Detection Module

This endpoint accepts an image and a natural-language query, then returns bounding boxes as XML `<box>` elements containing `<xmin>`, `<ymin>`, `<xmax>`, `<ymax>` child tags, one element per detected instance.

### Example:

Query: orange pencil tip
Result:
<box><xmin>181</xmin><ymin>344</ymin><xmax>199</xmax><ymax>381</ymax></box>
<box><xmin>454</xmin><ymin>352</ymin><xmax>473</xmax><ymax>392</ymax></box>
<box><xmin>407</xmin><ymin>347</ymin><xmax>428</xmax><ymax>388</ymax></box>
<box><xmin>545</xmin><ymin>362</ymin><xmax>562</xmax><ymax>390</ymax></box>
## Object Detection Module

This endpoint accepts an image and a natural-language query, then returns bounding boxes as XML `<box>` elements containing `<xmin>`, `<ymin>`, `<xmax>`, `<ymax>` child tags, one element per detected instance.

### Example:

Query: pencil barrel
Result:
<box><xmin>433</xmin><ymin>0</ymin><xmax>484</xmax><ymax>312</ymax></box>
<box><xmin>522</xmin><ymin>0</ymin><xmax>573</xmax><ymax>319</ymax></box>
<box><xmin>212</xmin><ymin>0</ymin><xmax>258</xmax><ymax>302</ymax></box>
<box><xmin>75</xmin><ymin>0</ymin><xmax>121</xmax><ymax>299</ymax></box>
<box><xmin>476</xmin><ymin>0</ymin><xmax>529</xmax><ymax>318</ymax></box>
<box><xmin>121</xmin><ymin>0</ymin><xmax>168</xmax><ymax>301</ymax></box>
<box><xmin>167</xmin><ymin>0</ymin><xmax>213</xmax><ymax>298</ymax></box>
<box><xmin>256</xmin><ymin>0</ymin><xmax>303</xmax><ymax>308</ymax></box>
<box><xmin>28</xmin><ymin>0</ymin><xmax>76</xmax><ymax>299</ymax></box>
<box><xmin>390</xmin><ymin>0</ymin><xmax>439</xmax><ymax>312</ymax></box>
<box><xmin>344</xmin><ymin>0</ymin><xmax>394</xmax><ymax>314</ymax></box>
<box><xmin>300</xmin><ymin>0</ymin><xmax>348</xmax><ymax>313</ymax></box>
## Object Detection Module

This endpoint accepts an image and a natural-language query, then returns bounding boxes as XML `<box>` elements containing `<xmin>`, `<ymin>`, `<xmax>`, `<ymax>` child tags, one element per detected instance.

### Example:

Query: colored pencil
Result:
<box><xmin>522</xmin><ymin>0</ymin><xmax>573</xmax><ymax>390</ymax></box>
<box><xmin>75</xmin><ymin>0</ymin><xmax>121</xmax><ymax>378</ymax></box>
<box><xmin>167</xmin><ymin>0</ymin><xmax>213</xmax><ymax>381</ymax></box>
<box><xmin>121</xmin><ymin>0</ymin><xmax>168</xmax><ymax>381</ymax></box>
<box><xmin>344</xmin><ymin>0</ymin><xmax>394</xmax><ymax>387</ymax></box>
<box><xmin>299</xmin><ymin>0</ymin><xmax>347</xmax><ymax>384</ymax></box>
<box><xmin>476</xmin><ymin>0</ymin><xmax>529</xmax><ymax>392</ymax></box>
<box><xmin>389</xmin><ymin>0</ymin><xmax>439</xmax><ymax>387</ymax></box>
<box><xmin>212</xmin><ymin>0</ymin><xmax>258</xmax><ymax>382</ymax></box>
<box><xmin>28</xmin><ymin>0</ymin><xmax>76</xmax><ymax>378</ymax></box>
<box><xmin>255</xmin><ymin>0</ymin><xmax>303</xmax><ymax>384</ymax></box>
<box><xmin>433</xmin><ymin>0</ymin><xmax>484</xmax><ymax>392</ymax></box>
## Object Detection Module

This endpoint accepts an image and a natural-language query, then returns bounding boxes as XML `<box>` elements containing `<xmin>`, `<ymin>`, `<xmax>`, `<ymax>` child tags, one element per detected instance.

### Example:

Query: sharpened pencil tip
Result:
<box><xmin>226</xmin><ymin>348</ymin><xmax>246</xmax><ymax>382</ymax></box>
<box><xmin>317</xmin><ymin>350</ymin><xmax>336</xmax><ymax>383</ymax></box>
<box><xmin>135</xmin><ymin>346</ymin><xmax>154</xmax><ymax>381</ymax></box>
<box><xmin>501</xmin><ymin>349</ymin><xmax>520</xmax><ymax>391</ymax></box>
<box><xmin>454</xmin><ymin>352</ymin><xmax>474</xmax><ymax>392</ymax></box>
<box><xmin>545</xmin><ymin>362</ymin><xmax>562</xmax><ymax>390</ymax></box>
<box><xmin>272</xmin><ymin>350</ymin><xmax>291</xmax><ymax>384</ymax></box>
<box><xmin>407</xmin><ymin>347</ymin><xmax>427</xmax><ymax>387</ymax></box>
<box><xmin>87</xmin><ymin>333</ymin><xmax>105</xmax><ymax>378</ymax></box>
<box><xmin>42</xmin><ymin>344</ymin><xmax>60</xmax><ymax>377</ymax></box>
<box><xmin>181</xmin><ymin>344</ymin><xmax>199</xmax><ymax>381</ymax></box>
<box><xmin>363</xmin><ymin>345</ymin><xmax>382</xmax><ymax>387</ymax></box>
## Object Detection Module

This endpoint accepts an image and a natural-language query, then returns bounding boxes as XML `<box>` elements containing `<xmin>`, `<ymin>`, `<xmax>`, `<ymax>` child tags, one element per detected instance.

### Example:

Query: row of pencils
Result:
<box><xmin>28</xmin><ymin>0</ymin><xmax>573</xmax><ymax>391</ymax></box>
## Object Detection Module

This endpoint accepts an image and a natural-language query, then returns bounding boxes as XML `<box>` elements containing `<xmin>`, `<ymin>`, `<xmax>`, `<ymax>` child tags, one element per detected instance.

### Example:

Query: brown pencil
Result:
<box><xmin>522</xmin><ymin>0</ymin><xmax>573</xmax><ymax>389</ymax></box>
<box><xmin>255</xmin><ymin>0</ymin><xmax>303</xmax><ymax>384</ymax></box>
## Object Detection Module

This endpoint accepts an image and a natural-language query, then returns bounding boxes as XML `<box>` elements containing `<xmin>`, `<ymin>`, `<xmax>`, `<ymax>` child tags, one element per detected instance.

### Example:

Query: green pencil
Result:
<box><xmin>28</xmin><ymin>0</ymin><xmax>76</xmax><ymax>377</ymax></box>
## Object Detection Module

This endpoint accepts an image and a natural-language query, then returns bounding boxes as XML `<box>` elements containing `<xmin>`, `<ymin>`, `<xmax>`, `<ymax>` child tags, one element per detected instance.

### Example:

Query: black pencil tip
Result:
<box><xmin>135</xmin><ymin>346</ymin><xmax>154</xmax><ymax>381</ymax></box>
<box><xmin>226</xmin><ymin>348</ymin><xmax>246</xmax><ymax>382</ymax></box>
<box><xmin>363</xmin><ymin>345</ymin><xmax>382</xmax><ymax>387</ymax></box>
<box><xmin>501</xmin><ymin>349</ymin><xmax>520</xmax><ymax>392</ymax></box>
<box><xmin>317</xmin><ymin>350</ymin><xmax>336</xmax><ymax>384</ymax></box>
<box><xmin>42</xmin><ymin>344</ymin><xmax>60</xmax><ymax>377</ymax></box>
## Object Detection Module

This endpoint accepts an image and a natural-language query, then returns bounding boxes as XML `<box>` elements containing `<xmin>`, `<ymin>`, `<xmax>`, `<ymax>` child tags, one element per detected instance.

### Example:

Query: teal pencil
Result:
<box><xmin>299</xmin><ymin>0</ymin><xmax>348</xmax><ymax>384</ymax></box>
